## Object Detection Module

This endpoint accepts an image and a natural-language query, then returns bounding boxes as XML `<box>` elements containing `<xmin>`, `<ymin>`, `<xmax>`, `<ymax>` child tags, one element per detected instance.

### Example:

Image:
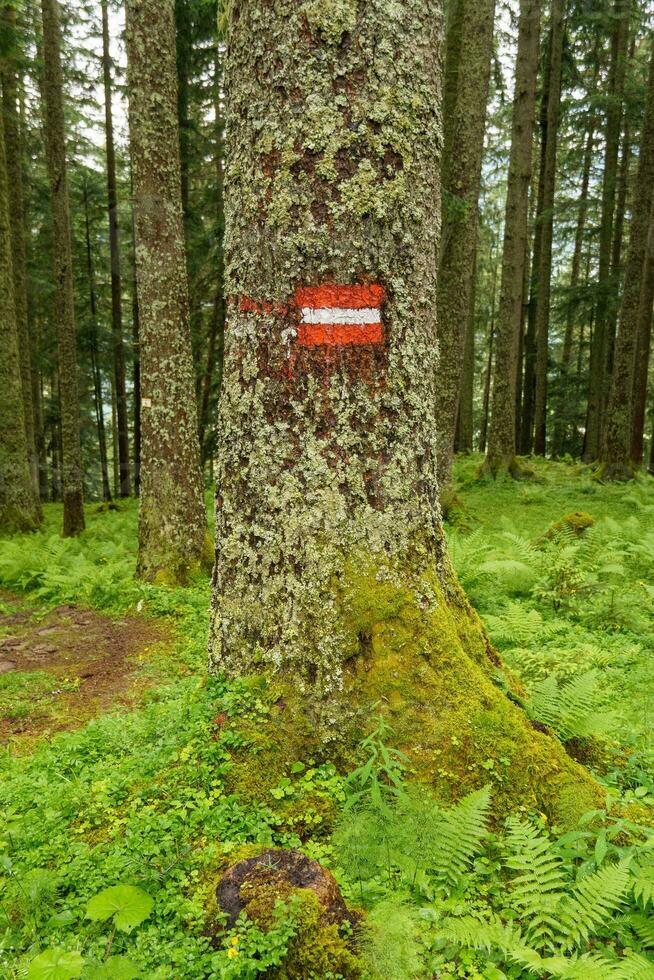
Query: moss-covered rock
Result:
<box><xmin>546</xmin><ymin>511</ymin><xmax>595</xmax><ymax>538</ymax></box>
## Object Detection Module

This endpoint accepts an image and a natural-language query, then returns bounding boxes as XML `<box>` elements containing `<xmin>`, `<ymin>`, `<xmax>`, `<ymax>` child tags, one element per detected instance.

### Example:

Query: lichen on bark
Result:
<box><xmin>125</xmin><ymin>0</ymin><xmax>208</xmax><ymax>583</ymax></box>
<box><xmin>210</xmin><ymin>0</ymin><xmax>606</xmax><ymax>826</ymax></box>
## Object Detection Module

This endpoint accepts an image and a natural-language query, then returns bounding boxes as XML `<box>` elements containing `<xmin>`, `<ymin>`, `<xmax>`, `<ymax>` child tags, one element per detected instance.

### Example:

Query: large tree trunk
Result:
<box><xmin>483</xmin><ymin>0</ymin><xmax>541</xmax><ymax>477</ymax></box>
<box><xmin>584</xmin><ymin>0</ymin><xmax>630</xmax><ymax>462</ymax></box>
<box><xmin>532</xmin><ymin>0</ymin><xmax>566</xmax><ymax>456</ymax></box>
<box><xmin>41</xmin><ymin>0</ymin><xmax>85</xmax><ymax>536</ymax></box>
<box><xmin>435</xmin><ymin>0</ymin><xmax>495</xmax><ymax>489</ymax></box>
<box><xmin>210</xmin><ymin>0</ymin><xmax>603</xmax><ymax>825</ymax></box>
<box><xmin>101</xmin><ymin>0</ymin><xmax>130</xmax><ymax>498</ymax></box>
<box><xmin>125</xmin><ymin>0</ymin><xmax>207</xmax><ymax>583</ymax></box>
<box><xmin>1</xmin><ymin>5</ymin><xmax>39</xmax><ymax>501</ymax></box>
<box><xmin>600</xmin><ymin>46</ymin><xmax>654</xmax><ymax>479</ymax></box>
<box><xmin>0</xmin><ymin>85</ymin><xmax>41</xmax><ymax>531</ymax></box>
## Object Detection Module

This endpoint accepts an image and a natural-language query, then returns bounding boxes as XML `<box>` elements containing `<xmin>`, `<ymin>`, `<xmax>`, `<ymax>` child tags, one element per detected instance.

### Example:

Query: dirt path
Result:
<box><xmin>0</xmin><ymin>591</ymin><xmax>168</xmax><ymax>744</ymax></box>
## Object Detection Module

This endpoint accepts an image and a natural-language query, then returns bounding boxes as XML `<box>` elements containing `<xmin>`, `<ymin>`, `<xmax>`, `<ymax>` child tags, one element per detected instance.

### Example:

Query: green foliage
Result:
<box><xmin>85</xmin><ymin>885</ymin><xmax>154</xmax><ymax>932</ymax></box>
<box><xmin>528</xmin><ymin>670</ymin><xmax>617</xmax><ymax>741</ymax></box>
<box><xmin>26</xmin><ymin>948</ymin><xmax>85</xmax><ymax>980</ymax></box>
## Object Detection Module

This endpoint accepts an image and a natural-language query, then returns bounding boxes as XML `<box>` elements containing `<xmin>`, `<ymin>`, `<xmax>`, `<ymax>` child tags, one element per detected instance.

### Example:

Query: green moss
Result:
<box><xmin>546</xmin><ymin>511</ymin><xmax>595</xmax><ymax>538</ymax></box>
<box><xmin>241</xmin><ymin>883</ymin><xmax>362</xmax><ymax>979</ymax></box>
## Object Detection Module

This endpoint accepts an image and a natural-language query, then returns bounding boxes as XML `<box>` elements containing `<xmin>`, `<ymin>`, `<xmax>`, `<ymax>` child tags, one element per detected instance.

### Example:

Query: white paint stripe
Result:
<box><xmin>301</xmin><ymin>307</ymin><xmax>381</xmax><ymax>325</ymax></box>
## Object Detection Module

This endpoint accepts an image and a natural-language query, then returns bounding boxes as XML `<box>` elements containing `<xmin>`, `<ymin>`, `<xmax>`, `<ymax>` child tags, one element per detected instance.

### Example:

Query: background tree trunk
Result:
<box><xmin>40</xmin><ymin>0</ymin><xmax>85</xmax><ymax>536</ymax></box>
<box><xmin>101</xmin><ymin>0</ymin><xmax>130</xmax><ymax>498</ymax></box>
<box><xmin>1</xmin><ymin>4</ymin><xmax>39</xmax><ymax>500</ymax></box>
<box><xmin>0</xmin><ymin>86</ymin><xmax>41</xmax><ymax>531</ymax></box>
<box><xmin>600</xmin><ymin>46</ymin><xmax>654</xmax><ymax>479</ymax></box>
<box><xmin>532</xmin><ymin>0</ymin><xmax>566</xmax><ymax>456</ymax></box>
<box><xmin>435</xmin><ymin>0</ymin><xmax>496</xmax><ymax>489</ymax></box>
<box><xmin>210</xmin><ymin>0</ymin><xmax>602</xmax><ymax>825</ymax></box>
<box><xmin>125</xmin><ymin>0</ymin><xmax>207</xmax><ymax>582</ymax></box>
<box><xmin>584</xmin><ymin>0</ymin><xmax>630</xmax><ymax>462</ymax></box>
<box><xmin>629</xmin><ymin>208</ymin><xmax>654</xmax><ymax>466</ymax></box>
<box><xmin>484</xmin><ymin>0</ymin><xmax>542</xmax><ymax>477</ymax></box>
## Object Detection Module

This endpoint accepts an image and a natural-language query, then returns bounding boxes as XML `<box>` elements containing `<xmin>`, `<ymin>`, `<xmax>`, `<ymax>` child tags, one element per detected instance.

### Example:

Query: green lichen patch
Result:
<box><xmin>302</xmin><ymin>0</ymin><xmax>358</xmax><ymax>45</ymax></box>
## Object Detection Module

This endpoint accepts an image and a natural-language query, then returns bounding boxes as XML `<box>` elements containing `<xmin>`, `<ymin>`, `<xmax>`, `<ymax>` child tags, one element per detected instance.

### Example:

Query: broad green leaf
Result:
<box><xmin>26</xmin><ymin>948</ymin><xmax>85</xmax><ymax>980</ymax></box>
<box><xmin>86</xmin><ymin>955</ymin><xmax>140</xmax><ymax>979</ymax></box>
<box><xmin>86</xmin><ymin>885</ymin><xmax>154</xmax><ymax>931</ymax></box>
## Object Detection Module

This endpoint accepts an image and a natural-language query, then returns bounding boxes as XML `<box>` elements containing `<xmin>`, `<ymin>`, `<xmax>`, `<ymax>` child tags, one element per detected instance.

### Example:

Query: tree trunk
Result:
<box><xmin>483</xmin><ymin>0</ymin><xmax>542</xmax><ymax>477</ymax></box>
<box><xmin>584</xmin><ymin>0</ymin><xmax>630</xmax><ymax>462</ymax></box>
<box><xmin>629</xmin><ymin>208</ymin><xmax>654</xmax><ymax>467</ymax></box>
<box><xmin>40</xmin><ymin>0</ymin><xmax>85</xmax><ymax>536</ymax></box>
<box><xmin>1</xmin><ymin>5</ymin><xmax>39</xmax><ymax>500</ymax></box>
<box><xmin>210</xmin><ymin>0</ymin><xmax>603</xmax><ymax>825</ymax></box>
<box><xmin>0</xmin><ymin>84</ymin><xmax>41</xmax><ymax>531</ymax></box>
<box><xmin>130</xmin><ymin>171</ymin><xmax>141</xmax><ymax>496</ymax></box>
<box><xmin>455</xmin><ymin>263</ymin><xmax>476</xmax><ymax>454</ymax></box>
<box><xmin>198</xmin><ymin>49</ymin><xmax>226</xmax><ymax>465</ymax></box>
<box><xmin>600</xmin><ymin>47</ymin><xmax>654</xmax><ymax>479</ymax></box>
<box><xmin>435</xmin><ymin>0</ymin><xmax>496</xmax><ymax>489</ymax></box>
<box><xmin>82</xmin><ymin>180</ymin><xmax>112</xmax><ymax>504</ymax></box>
<box><xmin>101</xmin><ymin>0</ymin><xmax>130</xmax><ymax>498</ymax></box>
<box><xmin>532</xmin><ymin>0</ymin><xmax>566</xmax><ymax>456</ymax></box>
<box><xmin>125</xmin><ymin>0</ymin><xmax>207</xmax><ymax>583</ymax></box>
<box><xmin>174</xmin><ymin>0</ymin><xmax>191</xmax><ymax>225</ymax></box>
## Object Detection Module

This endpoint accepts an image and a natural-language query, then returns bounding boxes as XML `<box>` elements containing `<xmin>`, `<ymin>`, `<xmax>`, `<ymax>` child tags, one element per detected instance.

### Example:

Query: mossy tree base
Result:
<box><xmin>224</xmin><ymin>555</ymin><xmax>605</xmax><ymax>830</ymax></box>
<box><xmin>479</xmin><ymin>454</ymin><xmax>536</xmax><ymax>481</ymax></box>
<box><xmin>594</xmin><ymin>460</ymin><xmax>637</xmax><ymax>483</ymax></box>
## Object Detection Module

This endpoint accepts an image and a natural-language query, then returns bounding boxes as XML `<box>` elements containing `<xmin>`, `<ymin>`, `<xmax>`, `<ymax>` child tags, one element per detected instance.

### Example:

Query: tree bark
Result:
<box><xmin>455</xmin><ymin>262</ymin><xmax>476</xmax><ymax>454</ymax></box>
<box><xmin>210</xmin><ymin>0</ymin><xmax>602</xmax><ymax>825</ymax></box>
<box><xmin>198</xmin><ymin>49</ymin><xmax>226</xmax><ymax>465</ymax></box>
<box><xmin>40</xmin><ymin>0</ymin><xmax>85</xmax><ymax>536</ymax></box>
<box><xmin>483</xmin><ymin>0</ymin><xmax>541</xmax><ymax>477</ymax></box>
<box><xmin>600</xmin><ymin>46</ymin><xmax>654</xmax><ymax>479</ymax></box>
<box><xmin>584</xmin><ymin>0</ymin><xmax>630</xmax><ymax>462</ymax></box>
<box><xmin>101</xmin><ymin>0</ymin><xmax>130</xmax><ymax>498</ymax></box>
<box><xmin>1</xmin><ymin>4</ymin><xmax>39</xmax><ymax>500</ymax></box>
<box><xmin>125</xmin><ymin>0</ymin><xmax>207</xmax><ymax>582</ymax></box>
<box><xmin>0</xmin><ymin>84</ymin><xmax>41</xmax><ymax>531</ymax></box>
<box><xmin>532</xmin><ymin>0</ymin><xmax>566</xmax><ymax>456</ymax></box>
<box><xmin>629</xmin><ymin>208</ymin><xmax>654</xmax><ymax>467</ymax></box>
<box><xmin>82</xmin><ymin>180</ymin><xmax>112</xmax><ymax>504</ymax></box>
<box><xmin>435</xmin><ymin>0</ymin><xmax>496</xmax><ymax>489</ymax></box>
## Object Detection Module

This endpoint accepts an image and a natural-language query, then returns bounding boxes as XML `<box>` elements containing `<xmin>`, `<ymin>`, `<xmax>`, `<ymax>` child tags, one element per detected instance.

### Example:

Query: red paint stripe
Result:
<box><xmin>298</xmin><ymin>323</ymin><xmax>383</xmax><ymax>347</ymax></box>
<box><xmin>295</xmin><ymin>284</ymin><xmax>385</xmax><ymax>310</ymax></box>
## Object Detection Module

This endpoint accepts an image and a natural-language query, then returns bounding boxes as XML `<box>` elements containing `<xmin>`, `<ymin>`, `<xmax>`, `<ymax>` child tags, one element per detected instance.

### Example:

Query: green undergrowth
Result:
<box><xmin>0</xmin><ymin>463</ymin><xmax>654</xmax><ymax>977</ymax></box>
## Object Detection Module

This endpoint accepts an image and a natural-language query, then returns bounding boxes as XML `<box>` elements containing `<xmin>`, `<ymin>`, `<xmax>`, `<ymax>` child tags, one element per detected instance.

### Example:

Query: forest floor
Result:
<box><xmin>1</xmin><ymin>459</ymin><xmax>654</xmax><ymax>979</ymax></box>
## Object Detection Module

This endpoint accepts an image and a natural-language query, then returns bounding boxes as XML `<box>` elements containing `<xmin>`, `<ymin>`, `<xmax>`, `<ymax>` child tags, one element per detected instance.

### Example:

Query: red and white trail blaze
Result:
<box><xmin>294</xmin><ymin>284</ymin><xmax>386</xmax><ymax>347</ymax></box>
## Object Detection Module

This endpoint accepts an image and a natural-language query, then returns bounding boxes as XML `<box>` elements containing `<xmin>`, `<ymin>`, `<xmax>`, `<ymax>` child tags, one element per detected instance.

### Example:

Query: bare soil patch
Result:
<box><xmin>0</xmin><ymin>590</ymin><xmax>167</xmax><ymax>742</ymax></box>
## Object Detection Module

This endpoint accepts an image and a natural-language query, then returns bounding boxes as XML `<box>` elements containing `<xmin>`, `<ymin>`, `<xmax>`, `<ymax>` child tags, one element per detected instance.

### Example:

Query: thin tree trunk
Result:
<box><xmin>456</xmin><ymin>258</ymin><xmax>476</xmax><ymax>454</ymax></box>
<box><xmin>562</xmin><ymin>120</ymin><xmax>596</xmax><ymax>369</ymax></box>
<box><xmin>40</xmin><ymin>0</ymin><xmax>85</xmax><ymax>535</ymax></box>
<box><xmin>130</xmin><ymin>169</ymin><xmax>141</xmax><ymax>495</ymax></box>
<box><xmin>533</xmin><ymin>0</ymin><xmax>566</xmax><ymax>456</ymax></box>
<box><xmin>211</xmin><ymin>0</ymin><xmax>605</xmax><ymax>831</ymax></box>
<box><xmin>199</xmin><ymin>49</ymin><xmax>226</xmax><ymax>464</ymax></box>
<box><xmin>125</xmin><ymin>0</ymin><xmax>207</xmax><ymax>582</ymax></box>
<box><xmin>600</xmin><ymin>47</ymin><xmax>654</xmax><ymax>478</ymax></box>
<box><xmin>1</xmin><ymin>4</ymin><xmax>39</xmax><ymax>499</ymax></box>
<box><xmin>175</xmin><ymin>0</ymin><xmax>191</xmax><ymax>224</ymax></box>
<box><xmin>0</xmin><ymin>83</ymin><xmax>41</xmax><ymax>530</ymax></box>
<box><xmin>584</xmin><ymin>0</ymin><xmax>630</xmax><ymax>461</ymax></box>
<box><xmin>101</xmin><ymin>0</ymin><xmax>130</xmax><ymax>498</ymax></box>
<box><xmin>630</xmin><ymin>209</ymin><xmax>654</xmax><ymax>466</ymax></box>
<box><xmin>435</xmin><ymin>0</ymin><xmax>495</xmax><ymax>488</ymax></box>
<box><xmin>82</xmin><ymin>180</ymin><xmax>112</xmax><ymax>503</ymax></box>
<box><xmin>479</xmin><ymin>250</ymin><xmax>499</xmax><ymax>454</ymax></box>
<box><xmin>484</xmin><ymin>0</ymin><xmax>542</xmax><ymax>477</ymax></box>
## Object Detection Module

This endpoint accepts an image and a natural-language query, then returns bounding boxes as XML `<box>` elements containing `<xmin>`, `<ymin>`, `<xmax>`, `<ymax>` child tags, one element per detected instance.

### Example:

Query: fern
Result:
<box><xmin>630</xmin><ymin>913</ymin><xmax>654</xmax><ymax>949</ymax></box>
<box><xmin>504</xmin><ymin>816</ymin><xmax>567</xmax><ymax>949</ymax></box>
<box><xmin>528</xmin><ymin>670</ymin><xmax>616</xmax><ymax>741</ymax></box>
<box><xmin>429</xmin><ymin>785</ymin><xmax>492</xmax><ymax>890</ymax></box>
<box><xmin>558</xmin><ymin>861</ymin><xmax>631</xmax><ymax>950</ymax></box>
<box><xmin>632</xmin><ymin>864</ymin><xmax>654</xmax><ymax>911</ymax></box>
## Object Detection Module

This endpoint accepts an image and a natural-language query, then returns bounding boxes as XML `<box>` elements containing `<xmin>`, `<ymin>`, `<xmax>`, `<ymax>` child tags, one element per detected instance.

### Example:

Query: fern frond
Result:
<box><xmin>440</xmin><ymin>912</ymin><xmax>524</xmax><ymax>955</ymax></box>
<box><xmin>529</xmin><ymin>670</ymin><xmax>615</xmax><ymax>741</ymax></box>
<box><xmin>430</xmin><ymin>785</ymin><xmax>492</xmax><ymax>890</ymax></box>
<box><xmin>559</xmin><ymin>861</ymin><xmax>630</xmax><ymax>951</ymax></box>
<box><xmin>630</xmin><ymin>912</ymin><xmax>654</xmax><ymax>948</ymax></box>
<box><xmin>613</xmin><ymin>951</ymin><xmax>654</xmax><ymax>979</ymax></box>
<box><xmin>632</xmin><ymin>864</ymin><xmax>654</xmax><ymax>911</ymax></box>
<box><xmin>539</xmin><ymin>952</ymin><xmax>626</xmax><ymax>978</ymax></box>
<box><xmin>504</xmin><ymin>816</ymin><xmax>567</xmax><ymax>949</ymax></box>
